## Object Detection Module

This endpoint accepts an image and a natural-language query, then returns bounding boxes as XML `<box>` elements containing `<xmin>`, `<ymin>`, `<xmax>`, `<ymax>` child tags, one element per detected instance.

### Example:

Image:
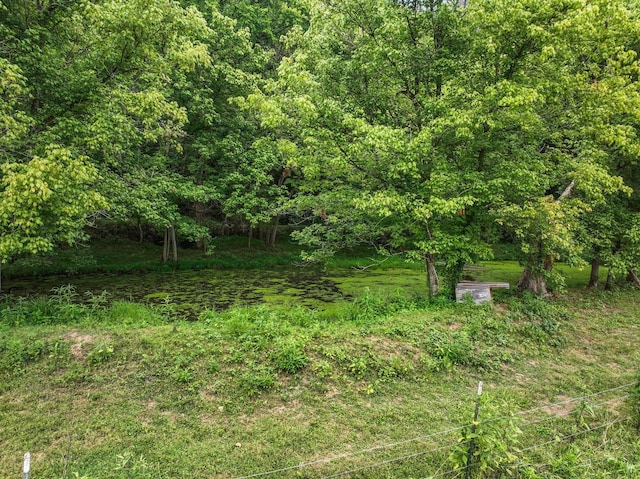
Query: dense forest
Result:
<box><xmin>1</xmin><ymin>0</ymin><xmax>639</xmax><ymax>296</ymax></box>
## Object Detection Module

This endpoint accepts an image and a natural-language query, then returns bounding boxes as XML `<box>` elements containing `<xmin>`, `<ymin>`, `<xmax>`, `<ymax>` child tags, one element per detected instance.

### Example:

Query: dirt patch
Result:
<box><xmin>493</xmin><ymin>303</ymin><xmax>509</xmax><ymax>313</ymax></box>
<box><xmin>363</xmin><ymin>336</ymin><xmax>422</xmax><ymax>357</ymax></box>
<box><xmin>324</xmin><ymin>386</ymin><xmax>340</xmax><ymax>398</ymax></box>
<box><xmin>200</xmin><ymin>414</ymin><xmax>217</xmax><ymax>424</ymax></box>
<box><xmin>63</xmin><ymin>331</ymin><xmax>97</xmax><ymax>361</ymax></box>
<box><xmin>541</xmin><ymin>395</ymin><xmax>574</xmax><ymax>418</ymax></box>
<box><xmin>272</xmin><ymin>401</ymin><xmax>300</xmax><ymax>416</ymax></box>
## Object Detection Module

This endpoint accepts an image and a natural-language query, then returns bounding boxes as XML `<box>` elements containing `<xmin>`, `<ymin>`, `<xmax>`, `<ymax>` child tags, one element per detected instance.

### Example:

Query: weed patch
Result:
<box><xmin>0</xmin><ymin>286</ymin><xmax>638</xmax><ymax>478</ymax></box>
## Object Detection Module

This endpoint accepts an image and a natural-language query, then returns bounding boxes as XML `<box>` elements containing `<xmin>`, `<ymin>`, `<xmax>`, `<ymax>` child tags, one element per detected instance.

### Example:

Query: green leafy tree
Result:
<box><xmin>489</xmin><ymin>0</ymin><xmax>640</xmax><ymax>293</ymax></box>
<box><xmin>248</xmin><ymin>0</ymin><xmax>638</xmax><ymax>296</ymax></box>
<box><xmin>0</xmin><ymin>31</ymin><xmax>105</xmax><ymax>290</ymax></box>
<box><xmin>247</xmin><ymin>0</ymin><xmax>485</xmax><ymax>296</ymax></box>
<box><xmin>0</xmin><ymin>147</ymin><xmax>105</xmax><ymax>291</ymax></box>
<box><xmin>0</xmin><ymin>0</ymin><xmax>222</xmax><ymax>260</ymax></box>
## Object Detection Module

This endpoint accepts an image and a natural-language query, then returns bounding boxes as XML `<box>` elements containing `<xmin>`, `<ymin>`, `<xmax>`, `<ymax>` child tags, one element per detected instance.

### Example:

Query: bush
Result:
<box><xmin>271</xmin><ymin>336</ymin><xmax>309</xmax><ymax>373</ymax></box>
<box><xmin>424</xmin><ymin>327</ymin><xmax>472</xmax><ymax>368</ymax></box>
<box><xmin>507</xmin><ymin>293</ymin><xmax>568</xmax><ymax>347</ymax></box>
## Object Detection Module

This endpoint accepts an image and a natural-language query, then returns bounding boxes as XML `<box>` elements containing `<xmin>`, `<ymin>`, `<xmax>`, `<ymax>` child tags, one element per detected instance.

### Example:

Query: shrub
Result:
<box><xmin>424</xmin><ymin>327</ymin><xmax>472</xmax><ymax>368</ymax></box>
<box><xmin>271</xmin><ymin>336</ymin><xmax>309</xmax><ymax>373</ymax></box>
<box><xmin>507</xmin><ymin>294</ymin><xmax>568</xmax><ymax>347</ymax></box>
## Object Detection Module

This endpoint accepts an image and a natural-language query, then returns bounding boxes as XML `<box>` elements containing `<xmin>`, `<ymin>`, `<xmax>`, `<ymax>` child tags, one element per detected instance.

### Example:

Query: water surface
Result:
<box><xmin>5</xmin><ymin>266</ymin><xmax>428</xmax><ymax>318</ymax></box>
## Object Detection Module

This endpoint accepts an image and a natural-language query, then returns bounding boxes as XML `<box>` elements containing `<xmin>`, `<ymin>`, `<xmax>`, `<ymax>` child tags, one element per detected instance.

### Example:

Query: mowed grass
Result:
<box><xmin>0</xmin><ymin>266</ymin><xmax>639</xmax><ymax>479</ymax></box>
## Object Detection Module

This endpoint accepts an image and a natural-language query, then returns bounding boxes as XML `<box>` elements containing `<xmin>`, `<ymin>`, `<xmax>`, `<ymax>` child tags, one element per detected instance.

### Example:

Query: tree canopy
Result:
<box><xmin>1</xmin><ymin>0</ymin><xmax>638</xmax><ymax>295</ymax></box>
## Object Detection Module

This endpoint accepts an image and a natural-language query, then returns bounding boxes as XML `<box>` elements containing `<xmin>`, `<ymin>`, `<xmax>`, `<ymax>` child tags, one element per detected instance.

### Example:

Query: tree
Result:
<box><xmin>248</xmin><ymin>0</ymin><xmax>486</xmax><ymax>296</ymax></box>
<box><xmin>0</xmin><ymin>46</ymin><xmax>105</xmax><ymax>291</ymax></box>
<box><xmin>487</xmin><ymin>0</ymin><xmax>640</xmax><ymax>293</ymax></box>
<box><xmin>0</xmin><ymin>147</ymin><xmax>105</xmax><ymax>291</ymax></box>
<box><xmin>248</xmin><ymin>0</ymin><xmax>638</xmax><ymax>296</ymax></box>
<box><xmin>0</xmin><ymin>0</ymin><xmax>223</xmax><ymax>260</ymax></box>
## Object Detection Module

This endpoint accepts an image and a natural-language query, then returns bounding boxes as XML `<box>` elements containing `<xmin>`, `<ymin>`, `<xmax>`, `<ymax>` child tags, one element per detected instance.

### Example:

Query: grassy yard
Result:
<box><xmin>1</xmin><ymin>267</ymin><xmax>639</xmax><ymax>478</ymax></box>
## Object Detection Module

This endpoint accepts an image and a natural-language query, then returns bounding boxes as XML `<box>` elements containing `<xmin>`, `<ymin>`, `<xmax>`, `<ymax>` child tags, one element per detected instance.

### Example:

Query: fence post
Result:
<box><xmin>465</xmin><ymin>381</ymin><xmax>483</xmax><ymax>479</ymax></box>
<box><xmin>23</xmin><ymin>452</ymin><xmax>30</xmax><ymax>479</ymax></box>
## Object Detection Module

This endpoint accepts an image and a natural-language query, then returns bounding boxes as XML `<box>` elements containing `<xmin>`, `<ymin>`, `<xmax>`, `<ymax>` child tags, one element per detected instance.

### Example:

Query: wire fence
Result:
<box><xmin>229</xmin><ymin>381</ymin><xmax>638</xmax><ymax>479</ymax></box>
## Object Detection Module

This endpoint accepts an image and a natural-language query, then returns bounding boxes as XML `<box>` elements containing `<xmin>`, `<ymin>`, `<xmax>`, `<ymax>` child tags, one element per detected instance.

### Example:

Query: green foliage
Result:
<box><xmin>507</xmin><ymin>293</ymin><xmax>569</xmax><ymax>347</ymax></box>
<box><xmin>240</xmin><ymin>363</ymin><xmax>277</xmax><ymax>394</ymax></box>
<box><xmin>271</xmin><ymin>336</ymin><xmax>309</xmax><ymax>373</ymax></box>
<box><xmin>86</xmin><ymin>339</ymin><xmax>115</xmax><ymax>366</ymax></box>
<box><xmin>0</xmin><ymin>287</ymin><xmax>87</xmax><ymax>326</ymax></box>
<box><xmin>424</xmin><ymin>328</ymin><xmax>473</xmax><ymax>370</ymax></box>
<box><xmin>0</xmin><ymin>335</ymin><xmax>67</xmax><ymax>375</ymax></box>
<box><xmin>0</xmin><ymin>147</ymin><xmax>106</xmax><ymax>264</ymax></box>
<box><xmin>0</xmin><ymin>58</ymin><xmax>30</xmax><ymax>153</ymax></box>
<box><xmin>247</xmin><ymin>0</ymin><xmax>640</xmax><ymax>298</ymax></box>
<box><xmin>0</xmin><ymin>287</ymin><xmax>638</xmax><ymax>478</ymax></box>
<box><xmin>344</xmin><ymin>288</ymin><xmax>429</xmax><ymax>323</ymax></box>
<box><xmin>450</xmin><ymin>397</ymin><xmax>522</xmax><ymax>479</ymax></box>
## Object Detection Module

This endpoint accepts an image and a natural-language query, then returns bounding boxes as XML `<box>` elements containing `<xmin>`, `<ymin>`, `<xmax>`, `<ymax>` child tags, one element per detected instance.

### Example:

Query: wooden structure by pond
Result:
<box><xmin>455</xmin><ymin>282</ymin><xmax>509</xmax><ymax>304</ymax></box>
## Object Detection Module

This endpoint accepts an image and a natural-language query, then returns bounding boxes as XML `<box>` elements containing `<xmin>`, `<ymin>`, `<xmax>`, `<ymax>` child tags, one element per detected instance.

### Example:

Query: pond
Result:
<box><xmin>4</xmin><ymin>266</ymin><xmax>429</xmax><ymax>318</ymax></box>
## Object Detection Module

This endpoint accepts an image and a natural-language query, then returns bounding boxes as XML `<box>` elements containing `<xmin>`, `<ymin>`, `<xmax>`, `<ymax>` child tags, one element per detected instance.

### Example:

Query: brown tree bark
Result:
<box><xmin>268</xmin><ymin>219</ymin><xmax>279</xmax><ymax>247</ymax></box>
<box><xmin>162</xmin><ymin>227</ymin><xmax>169</xmax><ymax>262</ymax></box>
<box><xmin>162</xmin><ymin>226</ymin><xmax>178</xmax><ymax>262</ymax></box>
<box><xmin>170</xmin><ymin>225</ymin><xmax>178</xmax><ymax>262</ymax></box>
<box><xmin>627</xmin><ymin>268</ymin><xmax>640</xmax><ymax>288</ymax></box>
<box><xmin>605</xmin><ymin>269</ymin><xmax>614</xmax><ymax>290</ymax></box>
<box><xmin>517</xmin><ymin>256</ymin><xmax>553</xmax><ymax>296</ymax></box>
<box><xmin>138</xmin><ymin>218</ymin><xmax>144</xmax><ymax>243</ymax></box>
<box><xmin>425</xmin><ymin>253</ymin><xmax>439</xmax><ymax>297</ymax></box>
<box><xmin>517</xmin><ymin>267</ymin><xmax>549</xmax><ymax>296</ymax></box>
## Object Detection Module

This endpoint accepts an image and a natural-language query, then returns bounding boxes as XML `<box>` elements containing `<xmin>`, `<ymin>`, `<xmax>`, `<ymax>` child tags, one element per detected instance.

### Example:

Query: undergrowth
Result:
<box><xmin>0</xmin><ymin>288</ymin><xmax>637</xmax><ymax>479</ymax></box>
<box><xmin>0</xmin><ymin>287</ymin><xmax>569</xmax><ymax>388</ymax></box>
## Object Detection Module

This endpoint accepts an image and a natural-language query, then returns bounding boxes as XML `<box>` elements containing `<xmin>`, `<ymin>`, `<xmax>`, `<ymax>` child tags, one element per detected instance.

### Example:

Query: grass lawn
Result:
<box><xmin>1</xmin><ymin>260</ymin><xmax>639</xmax><ymax>478</ymax></box>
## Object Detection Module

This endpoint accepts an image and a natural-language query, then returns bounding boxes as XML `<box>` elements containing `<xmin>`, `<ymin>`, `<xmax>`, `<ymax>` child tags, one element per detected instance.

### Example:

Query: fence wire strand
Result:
<box><xmin>231</xmin><ymin>426</ymin><xmax>467</xmax><ymax>479</ymax></box>
<box><xmin>518</xmin><ymin>416</ymin><xmax>631</xmax><ymax>454</ymax></box>
<box><xmin>483</xmin><ymin>382</ymin><xmax>635</xmax><ymax>426</ymax></box>
<box><xmin>424</xmin><ymin>416</ymin><xmax>632</xmax><ymax>479</ymax></box>
<box><xmin>515</xmin><ymin>394</ymin><xmax>630</xmax><ymax>430</ymax></box>
<box><xmin>317</xmin><ymin>441</ymin><xmax>462</xmax><ymax>479</ymax></box>
<box><xmin>231</xmin><ymin>382</ymin><xmax>635</xmax><ymax>479</ymax></box>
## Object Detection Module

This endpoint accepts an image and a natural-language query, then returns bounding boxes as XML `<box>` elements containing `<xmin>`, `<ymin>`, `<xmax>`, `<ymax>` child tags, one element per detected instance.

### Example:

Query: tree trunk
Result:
<box><xmin>446</xmin><ymin>259</ymin><xmax>466</xmax><ymax>299</ymax></box>
<box><xmin>627</xmin><ymin>268</ymin><xmax>640</xmax><ymax>288</ymax></box>
<box><xmin>194</xmin><ymin>202</ymin><xmax>207</xmax><ymax>252</ymax></box>
<box><xmin>605</xmin><ymin>268</ymin><xmax>614</xmax><ymax>290</ymax></box>
<box><xmin>268</xmin><ymin>216</ymin><xmax>279</xmax><ymax>247</ymax></box>
<box><xmin>248</xmin><ymin>226</ymin><xmax>253</xmax><ymax>249</ymax></box>
<box><xmin>588</xmin><ymin>257</ymin><xmax>600</xmax><ymax>289</ymax></box>
<box><xmin>162</xmin><ymin>227</ymin><xmax>169</xmax><ymax>262</ymax></box>
<box><xmin>138</xmin><ymin>218</ymin><xmax>144</xmax><ymax>243</ymax></box>
<box><xmin>170</xmin><ymin>225</ymin><xmax>178</xmax><ymax>262</ymax></box>
<box><xmin>425</xmin><ymin>253</ymin><xmax>439</xmax><ymax>297</ymax></box>
<box><xmin>518</xmin><ymin>252</ymin><xmax>554</xmax><ymax>296</ymax></box>
<box><xmin>517</xmin><ymin>267</ymin><xmax>549</xmax><ymax>296</ymax></box>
